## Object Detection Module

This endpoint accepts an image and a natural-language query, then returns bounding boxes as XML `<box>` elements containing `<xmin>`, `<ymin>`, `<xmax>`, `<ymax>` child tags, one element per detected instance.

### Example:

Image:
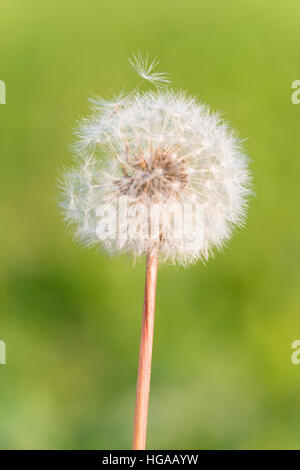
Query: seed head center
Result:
<box><xmin>116</xmin><ymin>149</ymin><xmax>188</xmax><ymax>199</ymax></box>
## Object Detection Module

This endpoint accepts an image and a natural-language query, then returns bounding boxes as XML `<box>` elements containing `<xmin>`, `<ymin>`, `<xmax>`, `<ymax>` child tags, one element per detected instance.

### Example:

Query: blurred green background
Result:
<box><xmin>0</xmin><ymin>0</ymin><xmax>300</xmax><ymax>450</ymax></box>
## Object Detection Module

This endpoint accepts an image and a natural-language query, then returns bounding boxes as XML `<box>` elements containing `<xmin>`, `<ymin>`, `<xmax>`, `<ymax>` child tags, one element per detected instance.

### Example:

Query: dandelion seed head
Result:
<box><xmin>59</xmin><ymin>54</ymin><xmax>252</xmax><ymax>266</ymax></box>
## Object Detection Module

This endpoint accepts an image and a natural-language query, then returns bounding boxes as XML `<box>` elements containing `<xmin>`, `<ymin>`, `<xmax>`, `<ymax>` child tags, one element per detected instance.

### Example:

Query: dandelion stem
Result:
<box><xmin>132</xmin><ymin>246</ymin><xmax>158</xmax><ymax>450</ymax></box>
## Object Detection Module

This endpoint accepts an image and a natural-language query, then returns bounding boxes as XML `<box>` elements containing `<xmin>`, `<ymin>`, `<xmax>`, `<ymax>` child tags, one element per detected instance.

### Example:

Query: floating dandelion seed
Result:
<box><xmin>59</xmin><ymin>53</ymin><xmax>252</xmax><ymax>450</ymax></box>
<box><xmin>128</xmin><ymin>51</ymin><xmax>170</xmax><ymax>87</ymax></box>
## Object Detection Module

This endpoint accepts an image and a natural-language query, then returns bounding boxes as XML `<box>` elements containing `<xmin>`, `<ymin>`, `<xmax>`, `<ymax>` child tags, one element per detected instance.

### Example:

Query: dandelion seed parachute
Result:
<box><xmin>60</xmin><ymin>55</ymin><xmax>251</xmax><ymax>266</ymax></box>
<box><xmin>128</xmin><ymin>51</ymin><xmax>170</xmax><ymax>87</ymax></box>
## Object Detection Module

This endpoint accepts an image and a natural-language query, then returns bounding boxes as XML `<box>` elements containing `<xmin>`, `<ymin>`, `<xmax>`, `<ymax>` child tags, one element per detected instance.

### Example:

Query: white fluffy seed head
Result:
<box><xmin>59</xmin><ymin>54</ymin><xmax>252</xmax><ymax>266</ymax></box>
